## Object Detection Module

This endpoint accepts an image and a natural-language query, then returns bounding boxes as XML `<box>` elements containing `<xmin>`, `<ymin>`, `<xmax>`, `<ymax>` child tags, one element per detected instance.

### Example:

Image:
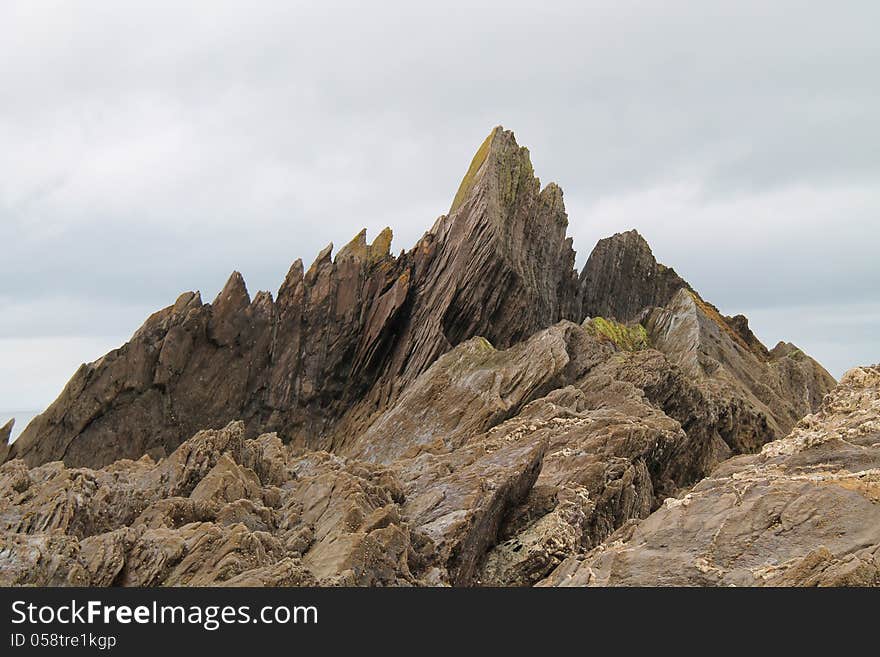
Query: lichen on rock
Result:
<box><xmin>582</xmin><ymin>317</ymin><xmax>649</xmax><ymax>351</ymax></box>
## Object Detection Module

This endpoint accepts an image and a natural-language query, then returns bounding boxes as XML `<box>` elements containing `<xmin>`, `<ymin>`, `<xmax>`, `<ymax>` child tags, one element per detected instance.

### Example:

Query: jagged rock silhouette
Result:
<box><xmin>2</xmin><ymin>127</ymin><xmax>852</xmax><ymax>587</ymax></box>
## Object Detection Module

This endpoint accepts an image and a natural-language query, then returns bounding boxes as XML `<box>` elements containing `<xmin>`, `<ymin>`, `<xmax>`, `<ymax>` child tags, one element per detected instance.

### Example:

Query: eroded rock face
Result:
<box><xmin>0</xmin><ymin>126</ymin><xmax>845</xmax><ymax>587</ymax></box>
<box><xmin>345</xmin><ymin>321</ymin><xmax>612</xmax><ymax>464</ymax></box>
<box><xmin>8</xmin><ymin>127</ymin><xmax>585</xmax><ymax>469</ymax></box>
<box><xmin>579</xmin><ymin>229</ymin><xmax>689</xmax><ymax>323</ymax></box>
<box><xmin>0</xmin><ymin>422</ymin><xmax>420</xmax><ymax>586</ymax></box>
<box><xmin>0</xmin><ymin>347</ymin><xmax>850</xmax><ymax>588</ymax></box>
<box><xmin>644</xmin><ymin>288</ymin><xmax>836</xmax><ymax>453</ymax></box>
<box><xmin>540</xmin><ymin>366</ymin><xmax>880</xmax><ymax>587</ymax></box>
<box><xmin>0</xmin><ymin>415</ymin><xmax>561</xmax><ymax>587</ymax></box>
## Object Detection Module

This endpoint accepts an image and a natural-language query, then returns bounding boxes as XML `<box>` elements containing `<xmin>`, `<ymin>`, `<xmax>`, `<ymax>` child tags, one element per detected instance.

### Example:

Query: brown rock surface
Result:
<box><xmin>0</xmin><ymin>418</ymin><xmax>12</xmax><ymax>446</ymax></box>
<box><xmin>0</xmin><ymin>422</ymin><xmax>422</xmax><ymax>586</ymax></box>
<box><xmin>579</xmin><ymin>229</ymin><xmax>690</xmax><ymax>322</ymax></box>
<box><xmin>0</xmin><ymin>419</ymin><xmax>12</xmax><ymax>464</ymax></box>
<box><xmin>8</xmin><ymin>127</ymin><xmax>585</xmax><ymax>468</ymax></box>
<box><xmin>644</xmin><ymin>287</ymin><xmax>836</xmax><ymax>453</ymax></box>
<box><xmin>0</xmin><ymin>126</ymin><xmax>845</xmax><ymax>587</ymax></box>
<box><xmin>7</xmin><ymin>128</ymin><xmax>832</xmax><ymax>476</ymax></box>
<box><xmin>540</xmin><ymin>366</ymin><xmax>880</xmax><ymax>587</ymax></box>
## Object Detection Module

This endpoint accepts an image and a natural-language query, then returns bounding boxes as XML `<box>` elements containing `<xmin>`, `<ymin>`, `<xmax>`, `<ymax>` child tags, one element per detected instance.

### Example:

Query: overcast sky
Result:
<box><xmin>2</xmin><ymin>1</ymin><xmax>878</xmax><ymax>437</ymax></box>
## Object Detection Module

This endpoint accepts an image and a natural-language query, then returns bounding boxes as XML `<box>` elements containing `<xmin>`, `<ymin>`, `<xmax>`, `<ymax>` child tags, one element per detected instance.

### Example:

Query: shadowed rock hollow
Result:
<box><xmin>1</xmin><ymin>127</ymin><xmax>849</xmax><ymax>587</ymax></box>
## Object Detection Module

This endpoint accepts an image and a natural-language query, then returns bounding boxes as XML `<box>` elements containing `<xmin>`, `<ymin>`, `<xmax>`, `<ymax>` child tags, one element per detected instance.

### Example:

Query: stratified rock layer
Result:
<box><xmin>580</xmin><ymin>229</ymin><xmax>689</xmax><ymax>322</ymax></box>
<box><xmin>0</xmin><ymin>420</ymin><xmax>12</xmax><ymax>463</ymax></box>
<box><xmin>0</xmin><ymin>331</ymin><xmax>846</xmax><ymax>588</ymax></box>
<box><xmin>0</xmin><ymin>422</ymin><xmax>420</xmax><ymax>586</ymax></box>
<box><xmin>540</xmin><ymin>366</ymin><xmax>880</xmax><ymax>587</ymax></box>
<box><xmin>0</xmin><ymin>126</ymin><xmax>845</xmax><ymax>587</ymax></box>
<box><xmin>8</xmin><ymin>127</ymin><xmax>584</xmax><ymax>468</ymax></box>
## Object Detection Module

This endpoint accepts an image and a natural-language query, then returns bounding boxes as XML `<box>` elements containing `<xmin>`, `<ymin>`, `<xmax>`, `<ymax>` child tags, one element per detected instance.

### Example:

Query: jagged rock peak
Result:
<box><xmin>0</xmin><ymin>419</ymin><xmax>12</xmax><ymax>462</ymax></box>
<box><xmin>335</xmin><ymin>227</ymin><xmax>394</xmax><ymax>265</ymax></box>
<box><xmin>277</xmin><ymin>258</ymin><xmax>304</xmax><ymax>304</ymax></box>
<box><xmin>3</xmin><ymin>126</ymin><xmax>834</xmax><ymax>482</ymax></box>
<box><xmin>448</xmin><ymin>126</ymin><xmax>544</xmax><ymax>220</ymax></box>
<box><xmin>580</xmin><ymin>229</ymin><xmax>690</xmax><ymax>322</ymax></box>
<box><xmin>0</xmin><ymin>419</ymin><xmax>13</xmax><ymax>445</ymax></box>
<box><xmin>449</xmin><ymin>126</ymin><xmax>500</xmax><ymax>214</ymax></box>
<box><xmin>305</xmin><ymin>242</ymin><xmax>334</xmax><ymax>282</ymax></box>
<box><xmin>725</xmin><ymin>313</ymin><xmax>771</xmax><ymax>359</ymax></box>
<box><xmin>213</xmin><ymin>270</ymin><xmax>250</xmax><ymax>306</ymax></box>
<box><xmin>400</xmin><ymin>125</ymin><xmax>580</xmax><ymax>365</ymax></box>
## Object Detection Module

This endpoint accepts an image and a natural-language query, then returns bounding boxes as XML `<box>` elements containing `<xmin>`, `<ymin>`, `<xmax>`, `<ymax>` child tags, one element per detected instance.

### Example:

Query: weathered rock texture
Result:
<box><xmin>0</xmin><ymin>419</ymin><xmax>12</xmax><ymax>463</ymax></box>
<box><xmin>0</xmin><ymin>126</ymin><xmax>847</xmax><ymax>587</ymax></box>
<box><xmin>540</xmin><ymin>365</ymin><xmax>880</xmax><ymax>587</ymax></box>
<box><xmin>0</xmin><ymin>422</ymin><xmax>417</xmax><ymax>586</ymax></box>
<box><xmin>8</xmin><ymin>127</ymin><xmax>585</xmax><ymax>469</ymax></box>
<box><xmin>580</xmin><ymin>229</ymin><xmax>690</xmax><ymax>322</ymax></box>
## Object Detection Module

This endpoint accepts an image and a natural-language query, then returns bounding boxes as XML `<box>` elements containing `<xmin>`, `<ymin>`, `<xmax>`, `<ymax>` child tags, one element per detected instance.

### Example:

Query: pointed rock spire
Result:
<box><xmin>369</xmin><ymin>227</ymin><xmax>393</xmax><ymax>264</ymax></box>
<box><xmin>580</xmin><ymin>229</ymin><xmax>689</xmax><ymax>323</ymax></box>
<box><xmin>213</xmin><ymin>271</ymin><xmax>251</xmax><ymax>315</ymax></box>
<box><xmin>448</xmin><ymin>126</ymin><xmax>540</xmax><ymax>223</ymax></box>
<box><xmin>305</xmin><ymin>243</ymin><xmax>333</xmax><ymax>285</ymax></box>
<box><xmin>393</xmin><ymin>126</ymin><xmax>580</xmax><ymax>383</ymax></box>
<box><xmin>336</xmin><ymin>229</ymin><xmax>368</xmax><ymax>262</ymax></box>
<box><xmin>0</xmin><ymin>418</ymin><xmax>13</xmax><ymax>446</ymax></box>
<box><xmin>277</xmin><ymin>258</ymin><xmax>304</xmax><ymax>308</ymax></box>
<box><xmin>450</xmin><ymin>126</ymin><xmax>500</xmax><ymax>214</ymax></box>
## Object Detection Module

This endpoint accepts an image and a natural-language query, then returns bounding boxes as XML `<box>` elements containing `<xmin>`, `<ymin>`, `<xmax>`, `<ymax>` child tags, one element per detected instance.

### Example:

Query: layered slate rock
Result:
<box><xmin>540</xmin><ymin>366</ymin><xmax>880</xmax><ymax>587</ymax></box>
<box><xmin>644</xmin><ymin>287</ymin><xmax>836</xmax><ymax>453</ymax></box>
<box><xmin>0</xmin><ymin>331</ymin><xmax>716</xmax><ymax>588</ymax></box>
<box><xmin>0</xmin><ymin>126</ymin><xmax>846</xmax><ymax>587</ymax></box>
<box><xmin>0</xmin><ymin>419</ymin><xmax>12</xmax><ymax>463</ymax></box>
<box><xmin>578</xmin><ymin>231</ymin><xmax>834</xmax><ymax>459</ymax></box>
<box><xmin>3</xmin><ymin>322</ymin><xmax>830</xmax><ymax>588</ymax></box>
<box><xmin>8</xmin><ymin>127</ymin><xmax>584</xmax><ymax>468</ymax></box>
<box><xmin>337</xmin><ymin>320</ymin><xmax>754</xmax><ymax>585</ymax></box>
<box><xmin>344</xmin><ymin>321</ymin><xmax>612</xmax><ymax>464</ymax></box>
<box><xmin>0</xmin><ymin>422</ymin><xmax>422</xmax><ymax>586</ymax></box>
<box><xmin>579</xmin><ymin>229</ymin><xmax>689</xmax><ymax>322</ymax></box>
<box><xmin>7</xmin><ymin>128</ymin><xmax>832</xmax><ymax>472</ymax></box>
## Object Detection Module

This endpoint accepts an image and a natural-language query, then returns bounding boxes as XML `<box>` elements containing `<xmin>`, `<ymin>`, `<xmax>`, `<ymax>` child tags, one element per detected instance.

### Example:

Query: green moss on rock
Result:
<box><xmin>449</xmin><ymin>127</ymin><xmax>499</xmax><ymax>214</ymax></box>
<box><xmin>584</xmin><ymin>317</ymin><xmax>649</xmax><ymax>352</ymax></box>
<box><xmin>369</xmin><ymin>227</ymin><xmax>393</xmax><ymax>265</ymax></box>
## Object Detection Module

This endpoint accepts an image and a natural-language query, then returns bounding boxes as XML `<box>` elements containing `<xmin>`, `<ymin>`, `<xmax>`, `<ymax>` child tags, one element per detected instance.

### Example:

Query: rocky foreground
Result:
<box><xmin>0</xmin><ymin>365</ymin><xmax>875</xmax><ymax>587</ymax></box>
<box><xmin>540</xmin><ymin>365</ymin><xmax>880</xmax><ymax>586</ymax></box>
<box><xmin>1</xmin><ymin>126</ymin><xmax>864</xmax><ymax>587</ymax></box>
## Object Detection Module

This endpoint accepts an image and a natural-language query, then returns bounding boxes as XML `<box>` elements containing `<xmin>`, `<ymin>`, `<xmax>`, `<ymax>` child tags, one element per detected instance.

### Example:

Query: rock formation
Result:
<box><xmin>0</xmin><ymin>419</ymin><xmax>12</xmax><ymax>464</ymax></box>
<box><xmin>579</xmin><ymin>229</ymin><xmax>689</xmax><ymax>322</ymax></box>
<box><xmin>0</xmin><ymin>419</ymin><xmax>12</xmax><ymax>445</ymax></box>
<box><xmin>1</xmin><ymin>126</ymin><xmax>850</xmax><ymax>587</ymax></box>
<box><xmin>540</xmin><ymin>365</ymin><xmax>880</xmax><ymax>587</ymax></box>
<box><xmin>7</xmin><ymin>127</ymin><xmax>584</xmax><ymax>468</ymax></box>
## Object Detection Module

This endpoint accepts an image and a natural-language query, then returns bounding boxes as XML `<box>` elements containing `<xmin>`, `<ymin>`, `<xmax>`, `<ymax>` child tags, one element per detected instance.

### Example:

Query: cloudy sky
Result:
<box><xmin>2</xmin><ymin>1</ymin><xmax>878</xmax><ymax>436</ymax></box>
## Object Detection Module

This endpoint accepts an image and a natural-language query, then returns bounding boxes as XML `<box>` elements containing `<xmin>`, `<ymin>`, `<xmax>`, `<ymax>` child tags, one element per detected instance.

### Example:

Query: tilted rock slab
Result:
<box><xmin>540</xmin><ymin>365</ymin><xmax>880</xmax><ymax>587</ymax></box>
<box><xmin>0</xmin><ymin>126</ymin><xmax>843</xmax><ymax>588</ymax></box>
<box><xmin>8</xmin><ymin>127</ymin><xmax>585</xmax><ymax>469</ymax></box>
